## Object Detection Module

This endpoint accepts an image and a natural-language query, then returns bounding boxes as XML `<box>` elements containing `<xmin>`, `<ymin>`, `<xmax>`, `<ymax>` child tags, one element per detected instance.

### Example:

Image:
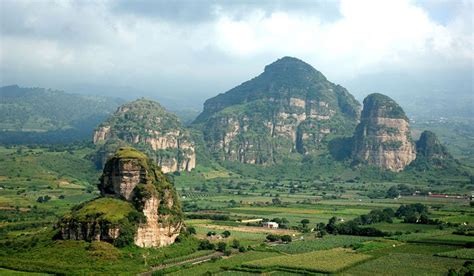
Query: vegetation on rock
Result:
<box><xmin>57</xmin><ymin>147</ymin><xmax>183</xmax><ymax>248</ymax></box>
<box><xmin>93</xmin><ymin>98</ymin><xmax>195</xmax><ymax>173</ymax></box>
<box><xmin>193</xmin><ymin>56</ymin><xmax>360</xmax><ymax>165</ymax></box>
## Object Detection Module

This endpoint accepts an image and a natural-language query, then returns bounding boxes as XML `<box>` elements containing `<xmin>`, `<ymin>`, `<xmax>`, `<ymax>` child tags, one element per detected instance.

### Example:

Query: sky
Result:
<box><xmin>0</xmin><ymin>0</ymin><xmax>472</xmax><ymax>110</ymax></box>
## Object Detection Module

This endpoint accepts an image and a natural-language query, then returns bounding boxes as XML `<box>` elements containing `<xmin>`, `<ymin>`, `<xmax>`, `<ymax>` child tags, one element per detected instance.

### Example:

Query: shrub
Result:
<box><xmin>222</xmin><ymin>230</ymin><xmax>231</xmax><ymax>238</ymax></box>
<box><xmin>232</xmin><ymin>239</ymin><xmax>240</xmax><ymax>249</ymax></box>
<box><xmin>187</xmin><ymin>226</ymin><xmax>197</xmax><ymax>235</ymax></box>
<box><xmin>266</xmin><ymin>234</ymin><xmax>280</xmax><ymax>242</ymax></box>
<box><xmin>281</xmin><ymin>235</ymin><xmax>292</xmax><ymax>243</ymax></box>
<box><xmin>217</xmin><ymin>242</ymin><xmax>227</xmax><ymax>252</ymax></box>
<box><xmin>198</xmin><ymin>240</ymin><xmax>215</xmax><ymax>250</ymax></box>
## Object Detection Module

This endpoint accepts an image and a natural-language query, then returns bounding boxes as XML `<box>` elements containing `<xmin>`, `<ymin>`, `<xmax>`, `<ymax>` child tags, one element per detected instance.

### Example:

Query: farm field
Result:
<box><xmin>0</xmin><ymin>145</ymin><xmax>473</xmax><ymax>275</ymax></box>
<box><xmin>242</xmin><ymin>248</ymin><xmax>372</xmax><ymax>274</ymax></box>
<box><xmin>345</xmin><ymin>253</ymin><xmax>466</xmax><ymax>275</ymax></box>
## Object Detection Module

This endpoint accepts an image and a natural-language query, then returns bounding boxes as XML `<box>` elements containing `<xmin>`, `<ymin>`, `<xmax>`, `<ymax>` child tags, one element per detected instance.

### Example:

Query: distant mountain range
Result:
<box><xmin>0</xmin><ymin>57</ymin><xmax>470</xmax><ymax>179</ymax></box>
<box><xmin>0</xmin><ymin>85</ymin><xmax>123</xmax><ymax>144</ymax></box>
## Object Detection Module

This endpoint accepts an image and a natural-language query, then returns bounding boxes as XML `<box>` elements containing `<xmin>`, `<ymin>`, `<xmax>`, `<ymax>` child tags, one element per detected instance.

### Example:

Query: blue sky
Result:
<box><xmin>0</xmin><ymin>0</ymin><xmax>472</xmax><ymax>108</ymax></box>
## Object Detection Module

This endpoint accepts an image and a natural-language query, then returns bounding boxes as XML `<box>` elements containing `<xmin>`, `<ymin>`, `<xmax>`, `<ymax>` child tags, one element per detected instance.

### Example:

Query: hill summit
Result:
<box><xmin>193</xmin><ymin>56</ymin><xmax>361</xmax><ymax>164</ymax></box>
<box><xmin>352</xmin><ymin>93</ymin><xmax>416</xmax><ymax>171</ymax></box>
<box><xmin>409</xmin><ymin>130</ymin><xmax>459</xmax><ymax>170</ymax></box>
<box><xmin>93</xmin><ymin>98</ymin><xmax>196</xmax><ymax>173</ymax></box>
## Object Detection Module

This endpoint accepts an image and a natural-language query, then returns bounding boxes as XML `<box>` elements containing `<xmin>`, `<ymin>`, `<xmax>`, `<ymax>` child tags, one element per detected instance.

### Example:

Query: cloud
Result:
<box><xmin>213</xmin><ymin>0</ymin><xmax>473</xmax><ymax>78</ymax></box>
<box><xmin>0</xmin><ymin>0</ymin><xmax>472</xmax><ymax>105</ymax></box>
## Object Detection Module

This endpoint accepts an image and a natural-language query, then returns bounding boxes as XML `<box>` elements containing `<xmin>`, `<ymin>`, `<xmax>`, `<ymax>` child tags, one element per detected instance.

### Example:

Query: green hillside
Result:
<box><xmin>0</xmin><ymin>85</ymin><xmax>123</xmax><ymax>144</ymax></box>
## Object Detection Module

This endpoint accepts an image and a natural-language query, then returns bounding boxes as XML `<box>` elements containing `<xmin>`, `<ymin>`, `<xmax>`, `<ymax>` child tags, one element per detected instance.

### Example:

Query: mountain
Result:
<box><xmin>193</xmin><ymin>57</ymin><xmax>361</xmax><ymax>164</ymax></box>
<box><xmin>93</xmin><ymin>98</ymin><xmax>196</xmax><ymax>173</ymax></box>
<box><xmin>0</xmin><ymin>85</ymin><xmax>123</xmax><ymax>144</ymax></box>
<box><xmin>352</xmin><ymin>93</ymin><xmax>416</xmax><ymax>172</ymax></box>
<box><xmin>56</xmin><ymin>147</ymin><xmax>183</xmax><ymax>248</ymax></box>
<box><xmin>409</xmin><ymin>130</ymin><xmax>458</xmax><ymax>170</ymax></box>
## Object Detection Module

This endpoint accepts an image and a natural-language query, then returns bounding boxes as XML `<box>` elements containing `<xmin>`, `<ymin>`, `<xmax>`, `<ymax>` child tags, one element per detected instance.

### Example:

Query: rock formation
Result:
<box><xmin>193</xmin><ymin>57</ymin><xmax>360</xmax><ymax>164</ymax></box>
<box><xmin>352</xmin><ymin>93</ymin><xmax>416</xmax><ymax>171</ymax></box>
<box><xmin>56</xmin><ymin>147</ymin><xmax>183</xmax><ymax>248</ymax></box>
<box><xmin>409</xmin><ymin>130</ymin><xmax>457</xmax><ymax>170</ymax></box>
<box><xmin>93</xmin><ymin>98</ymin><xmax>195</xmax><ymax>173</ymax></box>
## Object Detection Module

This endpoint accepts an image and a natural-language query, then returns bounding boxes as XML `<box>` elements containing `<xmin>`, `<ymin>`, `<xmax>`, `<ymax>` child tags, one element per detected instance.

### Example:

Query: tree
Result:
<box><xmin>232</xmin><ymin>239</ymin><xmax>240</xmax><ymax>249</ymax></box>
<box><xmin>301</xmin><ymin>219</ymin><xmax>310</xmax><ymax>227</ymax></box>
<box><xmin>207</xmin><ymin>231</ymin><xmax>216</xmax><ymax>237</ymax></box>
<box><xmin>271</xmin><ymin>218</ymin><xmax>282</xmax><ymax>224</ymax></box>
<box><xmin>222</xmin><ymin>230</ymin><xmax>231</xmax><ymax>238</ymax></box>
<box><xmin>281</xmin><ymin>235</ymin><xmax>292</xmax><ymax>243</ymax></box>
<box><xmin>326</xmin><ymin>216</ymin><xmax>338</xmax><ymax>234</ymax></box>
<box><xmin>187</xmin><ymin>226</ymin><xmax>197</xmax><ymax>235</ymax></box>
<box><xmin>198</xmin><ymin>240</ymin><xmax>215</xmax><ymax>250</ymax></box>
<box><xmin>272</xmin><ymin>197</ymin><xmax>282</xmax><ymax>205</ymax></box>
<box><xmin>419</xmin><ymin>213</ymin><xmax>430</xmax><ymax>224</ymax></box>
<box><xmin>316</xmin><ymin>222</ymin><xmax>326</xmax><ymax>231</ymax></box>
<box><xmin>217</xmin><ymin>242</ymin><xmax>227</xmax><ymax>252</ymax></box>
<box><xmin>266</xmin><ymin>234</ymin><xmax>279</xmax><ymax>242</ymax></box>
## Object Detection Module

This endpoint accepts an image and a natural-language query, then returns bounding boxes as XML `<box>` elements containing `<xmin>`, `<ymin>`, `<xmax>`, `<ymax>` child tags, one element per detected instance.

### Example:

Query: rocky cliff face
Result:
<box><xmin>193</xmin><ymin>57</ymin><xmax>361</xmax><ymax>164</ymax></box>
<box><xmin>352</xmin><ymin>93</ymin><xmax>416</xmax><ymax>172</ymax></box>
<box><xmin>93</xmin><ymin>99</ymin><xmax>195</xmax><ymax>173</ymax></box>
<box><xmin>57</xmin><ymin>147</ymin><xmax>183</xmax><ymax>248</ymax></box>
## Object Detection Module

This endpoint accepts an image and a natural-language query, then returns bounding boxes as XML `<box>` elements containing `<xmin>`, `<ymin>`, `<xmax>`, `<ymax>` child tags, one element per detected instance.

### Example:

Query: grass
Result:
<box><xmin>275</xmin><ymin>235</ymin><xmax>375</xmax><ymax>254</ymax></box>
<box><xmin>415</xmin><ymin>234</ymin><xmax>474</xmax><ymax>246</ymax></box>
<box><xmin>346</xmin><ymin>253</ymin><xmax>466</xmax><ymax>275</ymax></box>
<box><xmin>71</xmin><ymin>197</ymin><xmax>135</xmax><ymax>223</ymax></box>
<box><xmin>165</xmin><ymin>251</ymin><xmax>281</xmax><ymax>275</ymax></box>
<box><xmin>243</xmin><ymin>248</ymin><xmax>372</xmax><ymax>273</ymax></box>
<box><xmin>367</xmin><ymin>243</ymin><xmax>462</xmax><ymax>257</ymax></box>
<box><xmin>436</xmin><ymin>248</ymin><xmax>474</xmax><ymax>260</ymax></box>
<box><xmin>0</xmin><ymin>141</ymin><xmax>473</xmax><ymax>274</ymax></box>
<box><xmin>0</xmin><ymin>235</ymin><xmax>202</xmax><ymax>275</ymax></box>
<box><xmin>113</xmin><ymin>147</ymin><xmax>147</xmax><ymax>160</ymax></box>
<box><xmin>353</xmin><ymin>240</ymin><xmax>402</xmax><ymax>253</ymax></box>
<box><xmin>0</xmin><ymin>268</ymin><xmax>50</xmax><ymax>275</ymax></box>
<box><xmin>364</xmin><ymin>221</ymin><xmax>438</xmax><ymax>232</ymax></box>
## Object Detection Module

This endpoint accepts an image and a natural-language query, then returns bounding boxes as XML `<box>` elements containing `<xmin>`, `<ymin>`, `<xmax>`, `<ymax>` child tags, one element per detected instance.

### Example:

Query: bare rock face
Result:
<box><xmin>57</xmin><ymin>147</ymin><xmax>183</xmax><ymax>248</ymax></box>
<box><xmin>93</xmin><ymin>98</ymin><xmax>196</xmax><ymax>173</ymax></box>
<box><xmin>352</xmin><ymin>93</ymin><xmax>416</xmax><ymax>172</ymax></box>
<box><xmin>193</xmin><ymin>57</ymin><xmax>360</xmax><ymax>164</ymax></box>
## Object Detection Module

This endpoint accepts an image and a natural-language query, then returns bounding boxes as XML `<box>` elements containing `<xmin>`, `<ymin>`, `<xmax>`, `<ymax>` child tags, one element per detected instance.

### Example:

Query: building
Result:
<box><xmin>262</xmin><ymin>221</ymin><xmax>279</xmax><ymax>229</ymax></box>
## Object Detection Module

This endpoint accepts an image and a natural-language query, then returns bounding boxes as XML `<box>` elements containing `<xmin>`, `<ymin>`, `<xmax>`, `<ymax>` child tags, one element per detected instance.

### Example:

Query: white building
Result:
<box><xmin>262</xmin><ymin>221</ymin><xmax>279</xmax><ymax>229</ymax></box>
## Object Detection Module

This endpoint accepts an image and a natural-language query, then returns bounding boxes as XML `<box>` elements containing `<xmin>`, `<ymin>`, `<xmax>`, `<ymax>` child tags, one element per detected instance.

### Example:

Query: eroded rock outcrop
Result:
<box><xmin>193</xmin><ymin>57</ymin><xmax>361</xmax><ymax>164</ymax></box>
<box><xmin>352</xmin><ymin>93</ymin><xmax>416</xmax><ymax>171</ymax></box>
<box><xmin>93</xmin><ymin>98</ymin><xmax>195</xmax><ymax>173</ymax></box>
<box><xmin>409</xmin><ymin>130</ymin><xmax>458</xmax><ymax>170</ymax></box>
<box><xmin>57</xmin><ymin>147</ymin><xmax>183</xmax><ymax>248</ymax></box>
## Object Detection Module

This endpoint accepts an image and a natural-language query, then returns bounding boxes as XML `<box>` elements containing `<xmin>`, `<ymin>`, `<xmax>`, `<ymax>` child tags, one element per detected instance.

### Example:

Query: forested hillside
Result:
<box><xmin>0</xmin><ymin>85</ymin><xmax>123</xmax><ymax>144</ymax></box>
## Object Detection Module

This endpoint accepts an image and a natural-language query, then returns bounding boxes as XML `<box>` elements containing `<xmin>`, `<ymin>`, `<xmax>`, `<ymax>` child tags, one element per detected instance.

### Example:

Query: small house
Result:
<box><xmin>262</xmin><ymin>221</ymin><xmax>279</xmax><ymax>229</ymax></box>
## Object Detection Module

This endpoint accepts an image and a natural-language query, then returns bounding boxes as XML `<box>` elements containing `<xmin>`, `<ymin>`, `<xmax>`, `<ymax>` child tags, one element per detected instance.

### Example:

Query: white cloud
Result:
<box><xmin>0</xmin><ymin>0</ymin><xmax>472</xmax><ymax>100</ymax></box>
<box><xmin>213</xmin><ymin>0</ymin><xmax>472</xmax><ymax>78</ymax></box>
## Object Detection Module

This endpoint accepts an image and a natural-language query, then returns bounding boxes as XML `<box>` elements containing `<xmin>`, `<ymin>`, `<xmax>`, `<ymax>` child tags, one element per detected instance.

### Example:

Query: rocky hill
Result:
<box><xmin>193</xmin><ymin>57</ymin><xmax>361</xmax><ymax>164</ymax></box>
<box><xmin>410</xmin><ymin>130</ymin><xmax>458</xmax><ymax>170</ymax></box>
<box><xmin>93</xmin><ymin>99</ymin><xmax>196</xmax><ymax>173</ymax></box>
<box><xmin>56</xmin><ymin>147</ymin><xmax>183</xmax><ymax>248</ymax></box>
<box><xmin>352</xmin><ymin>93</ymin><xmax>416</xmax><ymax>171</ymax></box>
